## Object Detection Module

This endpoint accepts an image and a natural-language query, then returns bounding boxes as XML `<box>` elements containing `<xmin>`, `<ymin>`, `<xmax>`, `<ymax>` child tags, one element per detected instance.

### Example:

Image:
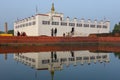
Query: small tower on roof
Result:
<box><xmin>51</xmin><ymin>3</ymin><xmax>55</xmax><ymax>13</ymax></box>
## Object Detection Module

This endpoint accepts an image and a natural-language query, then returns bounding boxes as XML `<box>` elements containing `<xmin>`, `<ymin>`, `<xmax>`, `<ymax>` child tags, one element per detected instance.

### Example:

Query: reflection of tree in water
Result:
<box><xmin>114</xmin><ymin>52</ymin><xmax>120</xmax><ymax>59</ymax></box>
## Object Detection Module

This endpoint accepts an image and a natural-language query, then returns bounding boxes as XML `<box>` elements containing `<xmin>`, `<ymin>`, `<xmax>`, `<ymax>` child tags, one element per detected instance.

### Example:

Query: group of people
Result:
<box><xmin>51</xmin><ymin>27</ymin><xmax>74</xmax><ymax>37</ymax></box>
<box><xmin>63</xmin><ymin>27</ymin><xmax>75</xmax><ymax>37</ymax></box>
<box><xmin>51</xmin><ymin>28</ymin><xmax>57</xmax><ymax>37</ymax></box>
<box><xmin>51</xmin><ymin>52</ymin><xmax>57</xmax><ymax>60</ymax></box>
<box><xmin>17</xmin><ymin>31</ymin><xmax>27</xmax><ymax>36</ymax></box>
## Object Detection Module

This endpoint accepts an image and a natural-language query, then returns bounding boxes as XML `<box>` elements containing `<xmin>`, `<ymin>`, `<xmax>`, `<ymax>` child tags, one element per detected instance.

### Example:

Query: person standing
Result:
<box><xmin>54</xmin><ymin>28</ymin><xmax>57</xmax><ymax>36</ymax></box>
<box><xmin>51</xmin><ymin>28</ymin><xmax>54</xmax><ymax>36</ymax></box>
<box><xmin>17</xmin><ymin>31</ymin><xmax>20</xmax><ymax>36</ymax></box>
<box><xmin>71</xmin><ymin>27</ymin><xmax>74</xmax><ymax>35</ymax></box>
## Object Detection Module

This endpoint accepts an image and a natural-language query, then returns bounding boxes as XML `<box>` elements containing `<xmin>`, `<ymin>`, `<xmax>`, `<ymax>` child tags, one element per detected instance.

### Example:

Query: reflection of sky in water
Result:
<box><xmin>0</xmin><ymin>50</ymin><xmax>120</xmax><ymax>80</ymax></box>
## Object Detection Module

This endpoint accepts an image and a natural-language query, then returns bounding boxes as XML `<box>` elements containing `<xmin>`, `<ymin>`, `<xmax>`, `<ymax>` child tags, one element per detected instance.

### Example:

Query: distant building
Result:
<box><xmin>14</xmin><ymin>3</ymin><xmax>110</xmax><ymax>37</ymax></box>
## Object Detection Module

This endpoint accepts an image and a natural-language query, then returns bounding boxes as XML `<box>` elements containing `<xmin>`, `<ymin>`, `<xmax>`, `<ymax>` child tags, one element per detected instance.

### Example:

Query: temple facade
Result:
<box><xmin>14</xmin><ymin>3</ymin><xmax>110</xmax><ymax>37</ymax></box>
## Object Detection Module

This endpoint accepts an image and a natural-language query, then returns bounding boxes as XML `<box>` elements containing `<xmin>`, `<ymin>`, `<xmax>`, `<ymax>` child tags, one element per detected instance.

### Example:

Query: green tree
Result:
<box><xmin>0</xmin><ymin>31</ymin><xmax>4</xmax><ymax>34</ymax></box>
<box><xmin>114</xmin><ymin>52</ymin><xmax>120</xmax><ymax>59</ymax></box>
<box><xmin>112</xmin><ymin>22</ymin><xmax>120</xmax><ymax>33</ymax></box>
<box><xmin>0</xmin><ymin>30</ymin><xmax>14</xmax><ymax>35</ymax></box>
<box><xmin>8</xmin><ymin>30</ymin><xmax>14</xmax><ymax>34</ymax></box>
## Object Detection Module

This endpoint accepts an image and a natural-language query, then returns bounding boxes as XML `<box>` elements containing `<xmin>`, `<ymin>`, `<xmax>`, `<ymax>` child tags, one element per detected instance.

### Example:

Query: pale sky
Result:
<box><xmin>0</xmin><ymin>0</ymin><xmax>120</xmax><ymax>31</ymax></box>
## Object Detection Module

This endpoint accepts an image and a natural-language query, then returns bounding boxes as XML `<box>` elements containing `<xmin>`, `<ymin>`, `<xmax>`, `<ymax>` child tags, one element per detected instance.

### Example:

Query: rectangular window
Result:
<box><xmin>32</xmin><ymin>21</ymin><xmax>36</xmax><ymax>25</ymax></box>
<box><xmin>15</xmin><ymin>26</ymin><xmax>17</xmax><ymax>29</ymax></box>
<box><xmin>60</xmin><ymin>58</ymin><xmax>67</xmax><ymax>62</ymax></box>
<box><xmin>69</xmin><ymin>23</ymin><xmax>75</xmax><ymax>26</ymax></box>
<box><xmin>51</xmin><ymin>59</ymin><xmax>59</xmax><ymax>63</ymax></box>
<box><xmin>42</xmin><ymin>21</ymin><xmax>50</xmax><ymax>25</ymax></box>
<box><xmin>69</xmin><ymin>58</ymin><xmax>75</xmax><ymax>61</ymax></box>
<box><xmin>26</xmin><ymin>23</ymin><xmax>28</xmax><ymax>26</ymax></box>
<box><xmin>17</xmin><ymin>25</ymin><xmax>20</xmax><ymax>28</ymax></box>
<box><xmin>90</xmin><ymin>25</ymin><xmax>95</xmax><ymax>28</ymax></box>
<box><xmin>61</xmin><ymin>22</ymin><xmax>67</xmax><ymax>26</ymax></box>
<box><xmin>20</xmin><ymin>25</ymin><xmax>22</xmax><ymax>28</ymax></box>
<box><xmin>96</xmin><ymin>56</ymin><xmax>101</xmax><ymax>59</ymax></box>
<box><xmin>76</xmin><ymin>57</ymin><xmax>82</xmax><ymax>60</ymax></box>
<box><xmin>29</xmin><ymin>22</ymin><xmax>32</xmax><ymax>26</ymax></box>
<box><xmin>97</xmin><ymin>25</ymin><xmax>101</xmax><ymax>28</ymax></box>
<box><xmin>102</xmin><ymin>55</ymin><xmax>107</xmax><ymax>59</ymax></box>
<box><xmin>29</xmin><ymin>58</ymin><xmax>31</xmax><ymax>61</ymax></box>
<box><xmin>26</xmin><ymin>57</ymin><xmax>29</xmax><ymax>60</ymax></box>
<box><xmin>84</xmin><ymin>24</ymin><xmax>89</xmax><ymax>27</ymax></box>
<box><xmin>32</xmin><ymin>59</ymin><xmax>35</xmax><ymax>62</ymax></box>
<box><xmin>103</xmin><ymin>25</ymin><xmax>107</xmax><ymax>28</ymax></box>
<box><xmin>52</xmin><ymin>21</ymin><xmax>59</xmax><ymax>25</ymax></box>
<box><xmin>76</xmin><ymin>23</ymin><xmax>82</xmax><ymax>27</ymax></box>
<box><xmin>83</xmin><ymin>57</ymin><xmax>89</xmax><ymax>60</ymax></box>
<box><xmin>90</xmin><ymin>56</ymin><xmax>95</xmax><ymax>59</ymax></box>
<box><xmin>42</xmin><ymin>60</ymin><xmax>50</xmax><ymax>64</ymax></box>
<box><xmin>23</xmin><ymin>24</ymin><xmax>25</xmax><ymax>27</ymax></box>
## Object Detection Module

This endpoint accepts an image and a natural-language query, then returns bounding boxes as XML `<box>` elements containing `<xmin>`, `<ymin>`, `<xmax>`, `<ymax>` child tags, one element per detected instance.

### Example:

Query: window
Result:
<box><xmin>26</xmin><ymin>57</ymin><xmax>29</xmax><ymax>60</ymax></box>
<box><xmin>61</xmin><ymin>22</ymin><xmax>67</xmax><ymax>26</ymax></box>
<box><xmin>83</xmin><ymin>57</ymin><xmax>89</xmax><ymax>60</ymax></box>
<box><xmin>102</xmin><ymin>55</ymin><xmax>107</xmax><ymax>58</ymax></box>
<box><xmin>52</xmin><ymin>21</ymin><xmax>59</xmax><ymax>25</ymax></box>
<box><xmin>17</xmin><ymin>25</ymin><xmax>19</xmax><ymax>28</ymax></box>
<box><xmin>90</xmin><ymin>56</ymin><xmax>95</xmax><ymax>59</ymax></box>
<box><xmin>84</xmin><ymin>24</ymin><xmax>89</xmax><ymax>27</ymax></box>
<box><xmin>97</xmin><ymin>25</ymin><xmax>101</xmax><ymax>28</ymax></box>
<box><xmin>69</xmin><ymin>58</ymin><xmax>75</xmax><ymax>61</ymax></box>
<box><xmin>42</xmin><ymin>21</ymin><xmax>50</xmax><ymax>25</ymax></box>
<box><xmin>103</xmin><ymin>25</ymin><xmax>107</xmax><ymax>28</ymax></box>
<box><xmin>51</xmin><ymin>59</ymin><xmax>59</xmax><ymax>62</ymax></box>
<box><xmin>32</xmin><ymin>21</ymin><xmax>36</xmax><ymax>25</ymax></box>
<box><xmin>15</xmin><ymin>26</ymin><xmax>17</xmax><ymax>28</ymax></box>
<box><xmin>32</xmin><ymin>59</ymin><xmax>35</xmax><ymax>62</ymax></box>
<box><xmin>20</xmin><ymin>25</ymin><xmax>22</xmax><ymax>28</ymax></box>
<box><xmin>29</xmin><ymin>58</ymin><xmax>31</xmax><ymax>61</ymax></box>
<box><xmin>69</xmin><ymin>23</ymin><xmax>75</xmax><ymax>26</ymax></box>
<box><xmin>76</xmin><ymin>23</ymin><xmax>82</xmax><ymax>27</ymax></box>
<box><xmin>90</xmin><ymin>25</ymin><xmax>95</xmax><ymax>28</ymax></box>
<box><xmin>76</xmin><ymin>57</ymin><xmax>82</xmax><ymax>60</ymax></box>
<box><xmin>21</xmin><ymin>24</ymin><xmax>24</xmax><ymax>27</ymax></box>
<box><xmin>60</xmin><ymin>58</ymin><xmax>67</xmax><ymax>62</ymax></box>
<box><xmin>29</xmin><ymin>22</ymin><xmax>32</xmax><ymax>26</ymax></box>
<box><xmin>96</xmin><ymin>56</ymin><xmax>101</xmax><ymax>59</ymax></box>
<box><xmin>42</xmin><ymin>59</ymin><xmax>50</xmax><ymax>64</ymax></box>
<box><xmin>26</xmin><ymin>23</ymin><xmax>28</xmax><ymax>26</ymax></box>
<box><xmin>23</xmin><ymin>24</ymin><xmax>25</xmax><ymax>27</ymax></box>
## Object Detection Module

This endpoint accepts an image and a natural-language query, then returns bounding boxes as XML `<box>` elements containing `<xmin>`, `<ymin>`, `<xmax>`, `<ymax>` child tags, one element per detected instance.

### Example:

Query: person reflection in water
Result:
<box><xmin>51</xmin><ymin>51</ymin><xmax>57</xmax><ymax>60</ymax></box>
<box><xmin>71</xmin><ymin>51</ymin><xmax>74</xmax><ymax>57</ymax></box>
<box><xmin>51</xmin><ymin>52</ymin><xmax>54</xmax><ymax>62</ymax></box>
<box><xmin>54</xmin><ymin>52</ymin><xmax>57</xmax><ymax>60</ymax></box>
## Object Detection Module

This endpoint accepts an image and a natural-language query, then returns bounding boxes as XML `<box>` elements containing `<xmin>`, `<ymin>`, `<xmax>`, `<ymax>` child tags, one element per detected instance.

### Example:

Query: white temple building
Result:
<box><xmin>14</xmin><ymin>3</ymin><xmax>110</xmax><ymax>37</ymax></box>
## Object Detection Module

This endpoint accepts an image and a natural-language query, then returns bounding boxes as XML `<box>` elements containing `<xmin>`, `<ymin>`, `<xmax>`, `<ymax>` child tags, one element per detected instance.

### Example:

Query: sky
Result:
<box><xmin>0</xmin><ymin>0</ymin><xmax>120</xmax><ymax>31</ymax></box>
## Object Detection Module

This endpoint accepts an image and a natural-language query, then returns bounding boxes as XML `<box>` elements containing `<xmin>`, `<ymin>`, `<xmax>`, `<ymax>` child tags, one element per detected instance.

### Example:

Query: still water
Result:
<box><xmin>0</xmin><ymin>45</ymin><xmax>120</xmax><ymax>80</ymax></box>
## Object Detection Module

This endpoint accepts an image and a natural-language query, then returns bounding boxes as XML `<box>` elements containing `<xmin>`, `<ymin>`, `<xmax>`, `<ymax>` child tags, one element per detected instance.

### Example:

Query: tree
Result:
<box><xmin>112</xmin><ymin>22</ymin><xmax>120</xmax><ymax>33</ymax></box>
<box><xmin>0</xmin><ymin>30</ymin><xmax>14</xmax><ymax>35</ymax></box>
<box><xmin>8</xmin><ymin>30</ymin><xmax>14</xmax><ymax>34</ymax></box>
<box><xmin>0</xmin><ymin>31</ymin><xmax>4</xmax><ymax>34</ymax></box>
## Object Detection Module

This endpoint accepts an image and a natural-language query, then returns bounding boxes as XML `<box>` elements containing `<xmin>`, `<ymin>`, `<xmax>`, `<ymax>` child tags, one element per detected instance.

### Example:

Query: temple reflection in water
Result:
<box><xmin>14</xmin><ymin>50</ymin><xmax>110</xmax><ymax>71</ymax></box>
